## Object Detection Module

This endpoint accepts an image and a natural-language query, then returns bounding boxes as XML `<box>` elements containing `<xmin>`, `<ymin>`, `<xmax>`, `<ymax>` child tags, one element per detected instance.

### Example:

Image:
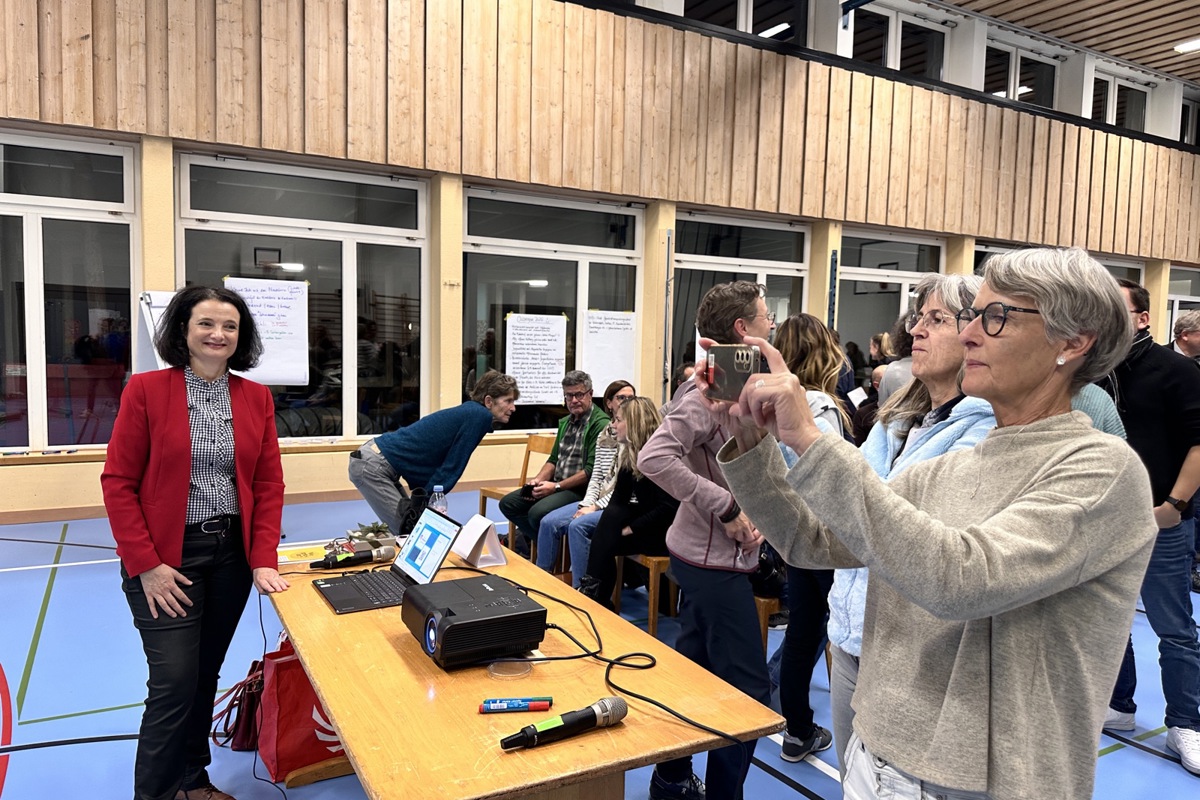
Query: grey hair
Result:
<box><xmin>1174</xmin><ymin>310</ymin><xmax>1200</xmax><ymax>339</ymax></box>
<box><xmin>561</xmin><ymin>370</ymin><xmax>593</xmax><ymax>392</ymax></box>
<box><xmin>982</xmin><ymin>247</ymin><xmax>1132</xmax><ymax>393</ymax></box>
<box><xmin>876</xmin><ymin>273</ymin><xmax>983</xmax><ymax>431</ymax></box>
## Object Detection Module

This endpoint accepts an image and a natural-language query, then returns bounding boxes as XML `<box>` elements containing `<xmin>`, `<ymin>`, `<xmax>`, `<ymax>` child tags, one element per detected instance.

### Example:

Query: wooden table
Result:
<box><xmin>271</xmin><ymin>551</ymin><xmax>784</xmax><ymax>800</ymax></box>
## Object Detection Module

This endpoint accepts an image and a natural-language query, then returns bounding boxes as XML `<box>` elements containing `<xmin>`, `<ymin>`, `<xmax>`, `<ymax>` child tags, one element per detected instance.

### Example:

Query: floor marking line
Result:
<box><xmin>0</xmin><ymin>558</ymin><xmax>120</xmax><ymax>574</ymax></box>
<box><xmin>18</xmin><ymin>701</ymin><xmax>145</xmax><ymax>726</ymax></box>
<box><xmin>1101</xmin><ymin>728</ymin><xmax>1182</xmax><ymax>765</ymax></box>
<box><xmin>15</xmin><ymin>524</ymin><xmax>67</xmax><ymax>719</ymax></box>
<box><xmin>751</xmin><ymin>754</ymin><xmax>832</xmax><ymax>800</ymax></box>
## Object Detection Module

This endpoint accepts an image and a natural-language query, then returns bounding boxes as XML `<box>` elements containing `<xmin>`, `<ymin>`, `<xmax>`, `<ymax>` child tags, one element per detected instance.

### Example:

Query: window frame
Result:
<box><xmin>1181</xmin><ymin>97</ymin><xmax>1199</xmax><ymax>146</ymax></box>
<box><xmin>983</xmin><ymin>41</ymin><xmax>1059</xmax><ymax>108</ymax></box>
<box><xmin>848</xmin><ymin>6</ymin><xmax>950</xmax><ymax>77</ymax></box>
<box><xmin>176</xmin><ymin>155</ymin><xmax>428</xmax><ymax>442</ymax></box>
<box><xmin>0</xmin><ymin>130</ymin><xmax>135</xmax><ymax>215</ymax></box>
<box><xmin>1091</xmin><ymin>71</ymin><xmax>1151</xmax><ymax>130</ymax></box>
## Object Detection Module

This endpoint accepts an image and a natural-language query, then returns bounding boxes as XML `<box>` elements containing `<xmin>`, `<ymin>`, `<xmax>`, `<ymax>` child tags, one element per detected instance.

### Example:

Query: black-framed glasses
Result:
<box><xmin>955</xmin><ymin>302</ymin><xmax>1041</xmax><ymax>336</ymax></box>
<box><xmin>563</xmin><ymin>390</ymin><xmax>590</xmax><ymax>400</ymax></box>
<box><xmin>904</xmin><ymin>309</ymin><xmax>953</xmax><ymax>333</ymax></box>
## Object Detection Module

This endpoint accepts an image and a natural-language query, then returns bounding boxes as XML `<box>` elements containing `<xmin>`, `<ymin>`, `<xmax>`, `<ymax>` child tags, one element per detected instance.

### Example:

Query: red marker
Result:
<box><xmin>480</xmin><ymin>700</ymin><xmax>552</xmax><ymax>713</ymax></box>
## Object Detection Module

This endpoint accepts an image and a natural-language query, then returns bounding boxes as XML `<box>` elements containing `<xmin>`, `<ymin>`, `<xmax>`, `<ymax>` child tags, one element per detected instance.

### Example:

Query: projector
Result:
<box><xmin>402</xmin><ymin>576</ymin><xmax>547</xmax><ymax>670</ymax></box>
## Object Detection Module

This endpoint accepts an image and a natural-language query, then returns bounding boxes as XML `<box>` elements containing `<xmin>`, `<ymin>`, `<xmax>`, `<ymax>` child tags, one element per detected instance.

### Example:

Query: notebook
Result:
<box><xmin>313</xmin><ymin>507</ymin><xmax>461</xmax><ymax>614</ymax></box>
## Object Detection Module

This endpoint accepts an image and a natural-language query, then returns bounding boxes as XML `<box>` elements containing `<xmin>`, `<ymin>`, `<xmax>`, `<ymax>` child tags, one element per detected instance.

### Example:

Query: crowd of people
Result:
<box><xmin>102</xmin><ymin>246</ymin><xmax>1200</xmax><ymax>800</ymax></box>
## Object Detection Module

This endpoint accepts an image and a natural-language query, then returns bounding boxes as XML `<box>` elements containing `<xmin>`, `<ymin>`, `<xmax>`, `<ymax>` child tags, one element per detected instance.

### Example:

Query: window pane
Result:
<box><xmin>669</xmin><ymin>268</ymin><xmax>754</xmax><ymax>390</ymax></box>
<box><xmin>853</xmin><ymin>10</ymin><xmax>889</xmax><ymax>67</ymax></box>
<box><xmin>189</xmin><ymin>165</ymin><xmax>418</xmax><ymax>230</ymax></box>
<box><xmin>1182</xmin><ymin>104</ymin><xmax>1192</xmax><ymax>143</ymax></box>
<box><xmin>676</xmin><ymin>220</ymin><xmax>806</xmax><ymax>263</ymax></box>
<box><xmin>1018</xmin><ymin>58</ymin><xmax>1055</xmax><ymax>109</ymax></box>
<box><xmin>1</xmin><ymin>144</ymin><xmax>124</xmax><ymax>203</ymax></box>
<box><xmin>1115</xmin><ymin>85</ymin><xmax>1147</xmax><ymax>132</ymax></box>
<box><xmin>754</xmin><ymin>0</ymin><xmax>807</xmax><ymax>44</ymax></box>
<box><xmin>184</xmin><ymin>229</ymin><xmax>345</xmax><ymax>437</ymax></box>
<box><xmin>837</xmin><ymin>278</ymin><xmax>902</xmax><ymax>367</ymax></box>
<box><xmin>467</xmin><ymin>197</ymin><xmax>635</xmax><ymax>250</ymax></box>
<box><xmin>899</xmin><ymin>23</ymin><xmax>944</xmax><ymax>81</ymax></box>
<box><xmin>1091</xmin><ymin>78</ymin><xmax>1110</xmax><ymax>123</ymax></box>
<box><xmin>683</xmin><ymin>0</ymin><xmax>737</xmax><ymax>30</ymax></box>
<box><xmin>841</xmin><ymin>237</ymin><xmax>940</xmax><ymax>272</ymax></box>
<box><xmin>358</xmin><ymin>244</ymin><xmax>421</xmax><ymax>433</ymax></box>
<box><xmin>984</xmin><ymin>48</ymin><xmax>1011</xmax><ymax>97</ymax></box>
<box><xmin>0</xmin><ymin>216</ymin><xmax>28</xmax><ymax>448</ymax></box>
<box><xmin>1169</xmin><ymin>268</ymin><xmax>1200</xmax><ymax>296</ymax></box>
<box><xmin>1104</xmin><ymin>265</ymin><xmax>1142</xmax><ymax>284</ymax></box>
<box><xmin>589</xmin><ymin>263</ymin><xmax>636</xmax><ymax>312</ymax></box>
<box><xmin>765</xmin><ymin>274</ymin><xmax>804</xmax><ymax>325</ymax></box>
<box><xmin>463</xmin><ymin>253</ymin><xmax>578</xmax><ymax>430</ymax></box>
<box><xmin>42</xmin><ymin>219</ymin><xmax>131</xmax><ymax>446</ymax></box>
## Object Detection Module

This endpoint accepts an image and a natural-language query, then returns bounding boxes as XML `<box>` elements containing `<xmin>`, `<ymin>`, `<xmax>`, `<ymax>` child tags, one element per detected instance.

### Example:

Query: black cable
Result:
<box><xmin>0</xmin><ymin>536</ymin><xmax>117</xmax><ymax>551</ymax></box>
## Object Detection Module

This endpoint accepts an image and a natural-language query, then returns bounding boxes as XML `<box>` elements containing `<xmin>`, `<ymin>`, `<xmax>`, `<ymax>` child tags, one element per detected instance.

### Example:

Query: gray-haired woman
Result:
<box><xmin>709</xmin><ymin>247</ymin><xmax>1155</xmax><ymax>800</ymax></box>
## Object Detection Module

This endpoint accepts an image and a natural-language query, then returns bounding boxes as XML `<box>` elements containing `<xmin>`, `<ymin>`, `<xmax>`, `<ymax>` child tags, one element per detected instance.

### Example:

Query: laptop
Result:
<box><xmin>313</xmin><ymin>507</ymin><xmax>461</xmax><ymax>614</ymax></box>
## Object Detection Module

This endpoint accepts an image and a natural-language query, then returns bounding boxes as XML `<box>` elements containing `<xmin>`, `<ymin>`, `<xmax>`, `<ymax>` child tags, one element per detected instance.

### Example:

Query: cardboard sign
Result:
<box><xmin>451</xmin><ymin>514</ymin><xmax>508</xmax><ymax>568</ymax></box>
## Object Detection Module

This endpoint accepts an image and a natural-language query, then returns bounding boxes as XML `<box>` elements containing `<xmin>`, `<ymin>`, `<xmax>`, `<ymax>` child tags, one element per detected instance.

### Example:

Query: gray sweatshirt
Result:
<box><xmin>719</xmin><ymin>411</ymin><xmax>1155</xmax><ymax>800</ymax></box>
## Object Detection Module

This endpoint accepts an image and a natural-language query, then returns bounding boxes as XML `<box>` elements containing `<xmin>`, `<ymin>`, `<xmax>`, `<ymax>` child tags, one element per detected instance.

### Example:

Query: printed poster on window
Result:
<box><xmin>224</xmin><ymin>277</ymin><xmax>309</xmax><ymax>386</ymax></box>
<box><xmin>582</xmin><ymin>311</ymin><xmax>637</xmax><ymax>396</ymax></box>
<box><xmin>505</xmin><ymin>313</ymin><xmax>567</xmax><ymax>405</ymax></box>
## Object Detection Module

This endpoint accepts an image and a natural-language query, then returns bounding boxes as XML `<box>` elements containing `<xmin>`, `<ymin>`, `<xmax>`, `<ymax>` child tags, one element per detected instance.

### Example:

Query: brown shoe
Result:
<box><xmin>175</xmin><ymin>784</ymin><xmax>236</xmax><ymax>800</ymax></box>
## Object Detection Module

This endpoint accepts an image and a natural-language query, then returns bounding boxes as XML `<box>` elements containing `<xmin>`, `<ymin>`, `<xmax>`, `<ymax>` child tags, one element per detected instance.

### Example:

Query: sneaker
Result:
<box><xmin>781</xmin><ymin>725</ymin><xmax>833</xmax><ymax>762</ymax></box>
<box><xmin>1166</xmin><ymin>727</ymin><xmax>1200</xmax><ymax>776</ymax></box>
<box><xmin>648</xmin><ymin>768</ymin><xmax>705</xmax><ymax>800</ymax></box>
<box><xmin>768</xmin><ymin>609</ymin><xmax>790</xmax><ymax>630</ymax></box>
<box><xmin>1191</xmin><ymin>569</ymin><xmax>1200</xmax><ymax>594</ymax></box>
<box><xmin>1102</xmin><ymin>707</ymin><xmax>1135</xmax><ymax>731</ymax></box>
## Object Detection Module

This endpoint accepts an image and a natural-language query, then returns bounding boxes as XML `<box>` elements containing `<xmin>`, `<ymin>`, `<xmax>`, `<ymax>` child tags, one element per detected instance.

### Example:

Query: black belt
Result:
<box><xmin>184</xmin><ymin>515</ymin><xmax>241</xmax><ymax>536</ymax></box>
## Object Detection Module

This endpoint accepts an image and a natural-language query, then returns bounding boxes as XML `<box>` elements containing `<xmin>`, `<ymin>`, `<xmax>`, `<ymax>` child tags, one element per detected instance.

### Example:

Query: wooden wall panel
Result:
<box><xmin>703</xmin><ymin>36</ymin><xmax>733</xmax><ymax>208</ymax></box>
<box><xmin>1011</xmin><ymin>113</ymin><xmax>1033</xmax><ymax>242</ymax></box>
<box><xmin>677</xmin><ymin>31</ymin><xmax>709</xmax><ymax>205</ymax></box>
<box><xmin>1112</xmin><ymin>137</ymin><xmax>1132</xmax><ymax>254</ymax></box>
<box><xmin>994</xmin><ymin>108</ymin><xmax>1019</xmax><ymax>242</ymax></box>
<box><xmin>754</xmin><ymin>49</ymin><xmax>784</xmax><ymax>213</ymax></box>
<box><xmin>590</xmin><ymin>9</ymin><xmax>615</xmax><ymax>194</ymax></box>
<box><xmin>145</xmin><ymin>0</ymin><xmax>168</xmax><ymax>136</ymax></box>
<box><xmin>665</xmin><ymin>24</ymin><xmax>683</xmax><ymax>199</ymax></box>
<box><xmin>1099</xmin><ymin>133</ymin><xmax>1120</xmax><ymax>253</ymax></box>
<box><xmin>1176</xmin><ymin>153</ymin><xmax>1196</xmax><ymax>261</ymax></box>
<box><xmin>4</xmin><ymin>0</ymin><xmax>40</xmax><ymax>118</ymax></box>
<box><xmin>347</xmin><ymin>0</ymin><xmax>388</xmax><ymax>164</ymax></box>
<box><xmin>1125</xmin><ymin>140</ymin><xmax>1144</xmax><ymax>255</ymax></box>
<box><xmin>1139</xmin><ymin>141</ymin><xmax>1159</xmax><ymax>256</ymax></box>
<box><xmin>823</xmin><ymin>67</ymin><xmax>850</xmax><ymax>220</ymax></box>
<box><xmin>866</xmin><ymin>77</ymin><xmax>892</xmax><ymax>225</ymax></box>
<box><xmin>1027</xmin><ymin>116</ymin><xmax>1048</xmax><ymax>246</ymax></box>
<box><xmin>906</xmin><ymin>87</ymin><xmax>931</xmax><ymax>232</ymax></box>
<box><xmin>387</xmin><ymin>0</ymin><xmax>424</xmax><ymax>168</ymax></box>
<box><xmin>194</xmin><ymin>0</ymin><xmax>215</xmax><ymax>141</ymax></box>
<box><xmin>1164</xmin><ymin>149</ymin><xmax>1182</xmax><ymax>259</ymax></box>
<box><xmin>426</xmin><ymin>0</ymin><xmax>462</xmax><ymax>172</ymax></box>
<box><xmin>37</xmin><ymin>0</ymin><xmax>63</xmax><ymax>123</ymax></box>
<box><xmin>942</xmin><ymin>96</ymin><xmax>967</xmax><ymax>234</ymax></box>
<box><xmin>925</xmin><ymin>91</ymin><xmax>948</xmax><ymax>234</ymax></box>
<box><xmin>642</xmin><ymin>22</ymin><xmax>674</xmax><ymax>200</ymax></box>
<box><xmin>463</xmin><ymin>0</ymin><xmax>499</xmax><ymax>178</ymax></box>
<box><xmin>215</xmin><ymin>0</ymin><xmax>260</xmax><ymax>147</ymax></box>
<box><xmin>960</xmin><ymin>100</ymin><xmax>984</xmax><ymax>234</ymax></box>
<box><xmin>978</xmin><ymin>104</ymin><xmax>1002</xmax><ymax>239</ymax></box>
<box><xmin>1086</xmin><ymin>131</ymin><xmax>1107</xmax><ymax>252</ymax></box>
<box><xmin>606</xmin><ymin>15</ymin><xmax>626</xmax><ymax>193</ymax></box>
<box><xmin>559</xmin><ymin>2</ymin><xmax>584</xmax><ymax>188</ymax></box>
<box><xmin>729</xmin><ymin>44</ymin><xmax>760</xmax><ymax>210</ymax></box>
<box><xmin>1042</xmin><ymin>120</ymin><xmax>1063</xmax><ymax>245</ymax></box>
<box><xmin>776</xmin><ymin>57</ymin><xmax>805</xmax><ymax>217</ymax></box>
<box><xmin>496</xmin><ymin>0</ymin><xmax>530</xmax><ymax>182</ymax></box>
<box><xmin>1071</xmin><ymin>127</ymin><xmax>1092</xmax><ymax>248</ymax></box>
<box><xmin>0</xmin><ymin>1</ymin><xmax>6</xmax><ymax>118</ymax></box>
<box><xmin>800</xmin><ymin>62</ymin><xmax>828</xmax><ymax>219</ymax></box>
<box><xmin>91</xmin><ymin>0</ymin><xmax>116</xmax><ymax>129</ymax></box>
<box><xmin>843</xmin><ymin>71</ymin><xmax>871</xmax><ymax>224</ymax></box>
<box><xmin>618</xmin><ymin>14</ymin><xmax>642</xmax><ymax>195</ymax></box>
<box><xmin>166</xmin><ymin>0</ymin><xmax>197</xmax><ymax>138</ymax></box>
<box><xmin>304</xmin><ymin>0</ymin><xmax>346</xmax><ymax>159</ymax></box>
<box><xmin>261</xmin><ymin>0</ymin><xmax>304</xmax><ymax>152</ymax></box>
<box><xmin>1188</xmin><ymin>157</ymin><xmax>1200</xmax><ymax>264</ymax></box>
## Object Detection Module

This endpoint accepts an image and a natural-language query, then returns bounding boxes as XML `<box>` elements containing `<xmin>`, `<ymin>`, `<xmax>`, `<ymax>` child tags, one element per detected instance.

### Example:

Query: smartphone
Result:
<box><xmin>705</xmin><ymin>344</ymin><xmax>761</xmax><ymax>402</ymax></box>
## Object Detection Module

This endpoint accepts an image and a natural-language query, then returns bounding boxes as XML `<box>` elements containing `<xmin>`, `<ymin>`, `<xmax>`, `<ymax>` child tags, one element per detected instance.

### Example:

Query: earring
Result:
<box><xmin>1056</xmin><ymin>355</ymin><xmax>1066</xmax><ymax>366</ymax></box>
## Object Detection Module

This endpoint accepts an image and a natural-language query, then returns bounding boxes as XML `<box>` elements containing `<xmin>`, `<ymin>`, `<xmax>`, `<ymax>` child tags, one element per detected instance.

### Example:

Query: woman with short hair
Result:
<box><xmin>711</xmin><ymin>247</ymin><xmax>1155</xmax><ymax>800</ymax></box>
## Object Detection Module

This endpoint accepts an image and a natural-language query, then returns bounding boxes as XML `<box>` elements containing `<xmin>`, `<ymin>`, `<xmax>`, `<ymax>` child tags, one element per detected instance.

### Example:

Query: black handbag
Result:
<box><xmin>749</xmin><ymin>543</ymin><xmax>787</xmax><ymax>599</ymax></box>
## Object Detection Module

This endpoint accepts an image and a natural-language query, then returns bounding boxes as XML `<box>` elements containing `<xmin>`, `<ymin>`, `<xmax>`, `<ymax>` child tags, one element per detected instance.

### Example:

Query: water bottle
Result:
<box><xmin>428</xmin><ymin>485</ymin><xmax>448</xmax><ymax>515</ymax></box>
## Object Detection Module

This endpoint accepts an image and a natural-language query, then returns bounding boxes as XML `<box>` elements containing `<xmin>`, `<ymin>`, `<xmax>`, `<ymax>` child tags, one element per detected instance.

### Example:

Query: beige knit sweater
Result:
<box><xmin>719</xmin><ymin>411</ymin><xmax>1155</xmax><ymax>800</ymax></box>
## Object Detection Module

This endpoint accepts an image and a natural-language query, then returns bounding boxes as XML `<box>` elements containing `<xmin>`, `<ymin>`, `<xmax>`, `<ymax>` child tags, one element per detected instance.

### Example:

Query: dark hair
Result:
<box><xmin>1117</xmin><ymin>278</ymin><xmax>1149</xmax><ymax>314</ymax></box>
<box><xmin>889</xmin><ymin>312</ymin><xmax>914</xmax><ymax>358</ymax></box>
<box><xmin>470</xmin><ymin>370</ymin><xmax>520</xmax><ymax>403</ymax></box>
<box><xmin>695</xmin><ymin>281</ymin><xmax>765</xmax><ymax>344</ymax></box>
<box><xmin>602</xmin><ymin>379</ymin><xmax>634</xmax><ymax>407</ymax></box>
<box><xmin>154</xmin><ymin>285</ymin><xmax>263</xmax><ymax>371</ymax></box>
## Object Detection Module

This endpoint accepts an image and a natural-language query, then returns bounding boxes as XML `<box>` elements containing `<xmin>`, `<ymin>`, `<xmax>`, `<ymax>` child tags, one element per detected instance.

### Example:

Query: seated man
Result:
<box><xmin>348</xmin><ymin>370</ymin><xmax>518</xmax><ymax>534</ymax></box>
<box><xmin>500</xmin><ymin>370</ymin><xmax>610</xmax><ymax>556</ymax></box>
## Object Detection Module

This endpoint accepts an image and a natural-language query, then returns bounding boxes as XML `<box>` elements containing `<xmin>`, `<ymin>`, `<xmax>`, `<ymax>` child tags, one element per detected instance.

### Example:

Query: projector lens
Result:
<box><xmin>424</xmin><ymin>615</ymin><xmax>438</xmax><ymax>654</ymax></box>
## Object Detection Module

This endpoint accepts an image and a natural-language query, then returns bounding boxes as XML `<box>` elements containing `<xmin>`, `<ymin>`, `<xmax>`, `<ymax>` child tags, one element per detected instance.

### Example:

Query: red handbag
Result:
<box><xmin>211</xmin><ymin>660</ymin><xmax>262</xmax><ymax>752</ymax></box>
<box><xmin>256</xmin><ymin>638</ymin><xmax>344</xmax><ymax>782</ymax></box>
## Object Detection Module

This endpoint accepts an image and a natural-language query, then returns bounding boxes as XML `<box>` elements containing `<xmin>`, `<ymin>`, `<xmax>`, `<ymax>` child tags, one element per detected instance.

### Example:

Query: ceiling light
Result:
<box><xmin>278</xmin><ymin>263</ymin><xmax>305</xmax><ymax>272</ymax></box>
<box><xmin>1175</xmin><ymin>38</ymin><xmax>1200</xmax><ymax>54</ymax></box>
<box><xmin>760</xmin><ymin>22</ymin><xmax>790</xmax><ymax>38</ymax></box>
<box><xmin>527</xmin><ymin>280</ymin><xmax>548</xmax><ymax>288</ymax></box>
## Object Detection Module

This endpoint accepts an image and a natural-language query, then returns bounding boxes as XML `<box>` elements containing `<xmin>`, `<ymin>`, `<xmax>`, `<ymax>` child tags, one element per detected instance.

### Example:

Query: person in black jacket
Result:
<box><xmin>579</xmin><ymin>397</ymin><xmax>679</xmax><ymax>608</ymax></box>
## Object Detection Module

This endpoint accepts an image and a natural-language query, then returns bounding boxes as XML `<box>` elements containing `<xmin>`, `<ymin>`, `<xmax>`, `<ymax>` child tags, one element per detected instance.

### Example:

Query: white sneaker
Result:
<box><xmin>1166</xmin><ymin>727</ymin><xmax>1200</xmax><ymax>776</ymax></box>
<box><xmin>1103</xmin><ymin>707</ymin><xmax>1135</xmax><ymax>731</ymax></box>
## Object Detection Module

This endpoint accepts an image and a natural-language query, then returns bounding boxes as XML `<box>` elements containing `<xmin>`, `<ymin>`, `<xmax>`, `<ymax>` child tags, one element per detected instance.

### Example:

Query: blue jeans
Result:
<box><xmin>1111</xmin><ymin>518</ymin><xmax>1200</xmax><ymax>730</ymax></box>
<box><xmin>535</xmin><ymin>504</ymin><xmax>601</xmax><ymax>588</ymax></box>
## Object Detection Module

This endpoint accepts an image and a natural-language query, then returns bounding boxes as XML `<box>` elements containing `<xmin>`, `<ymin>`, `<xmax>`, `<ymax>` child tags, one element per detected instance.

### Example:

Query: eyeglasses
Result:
<box><xmin>563</xmin><ymin>390</ymin><xmax>590</xmax><ymax>400</ymax></box>
<box><xmin>955</xmin><ymin>302</ymin><xmax>1041</xmax><ymax>336</ymax></box>
<box><xmin>745</xmin><ymin>311</ymin><xmax>777</xmax><ymax>324</ymax></box>
<box><xmin>904</xmin><ymin>309</ymin><xmax>953</xmax><ymax>333</ymax></box>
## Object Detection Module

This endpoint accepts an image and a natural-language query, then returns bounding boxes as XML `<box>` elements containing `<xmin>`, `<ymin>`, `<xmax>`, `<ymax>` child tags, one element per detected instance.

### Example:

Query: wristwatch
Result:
<box><xmin>1165</xmin><ymin>495</ymin><xmax>1189</xmax><ymax>512</ymax></box>
<box><xmin>554</xmin><ymin>482</ymin><xmax>561</xmax><ymax>492</ymax></box>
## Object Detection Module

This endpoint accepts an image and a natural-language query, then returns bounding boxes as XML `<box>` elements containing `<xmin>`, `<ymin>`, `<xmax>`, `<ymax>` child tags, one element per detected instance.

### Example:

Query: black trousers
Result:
<box><xmin>584</xmin><ymin>508</ymin><xmax>668</xmax><ymax>607</ymax></box>
<box><xmin>779</xmin><ymin>564</ymin><xmax>834</xmax><ymax>737</ymax></box>
<box><xmin>122</xmin><ymin>522</ymin><xmax>252</xmax><ymax>800</ymax></box>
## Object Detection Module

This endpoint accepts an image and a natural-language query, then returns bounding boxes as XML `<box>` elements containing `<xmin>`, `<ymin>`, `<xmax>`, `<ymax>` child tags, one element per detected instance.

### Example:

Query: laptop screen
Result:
<box><xmin>393</xmin><ymin>507</ymin><xmax>460</xmax><ymax>585</ymax></box>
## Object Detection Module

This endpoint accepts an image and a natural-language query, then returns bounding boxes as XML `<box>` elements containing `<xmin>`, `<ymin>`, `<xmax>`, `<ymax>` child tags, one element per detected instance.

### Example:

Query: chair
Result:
<box><xmin>612</xmin><ymin>555</ymin><xmax>679</xmax><ymax>638</ymax></box>
<box><xmin>754</xmin><ymin>595</ymin><xmax>781</xmax><ymax>652</ymax></box>
<box><xmin>477</xmin><ymin>432</ymin><xmax>557</xmax><ymax>552</ymax></box>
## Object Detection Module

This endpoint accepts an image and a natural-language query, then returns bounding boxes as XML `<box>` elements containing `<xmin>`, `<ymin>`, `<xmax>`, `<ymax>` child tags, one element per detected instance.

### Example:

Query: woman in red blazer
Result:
<box><xmin>102</xmin><ymin>285</ymin><xmax>288</xmax><ymax>800</ymax></box>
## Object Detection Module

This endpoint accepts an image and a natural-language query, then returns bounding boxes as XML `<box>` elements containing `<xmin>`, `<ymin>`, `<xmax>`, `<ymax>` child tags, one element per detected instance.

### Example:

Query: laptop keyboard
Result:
<box><xmin>354</xmin><ymin>571</ymin><xmax>407</xmax><ymax>606</ymax></box>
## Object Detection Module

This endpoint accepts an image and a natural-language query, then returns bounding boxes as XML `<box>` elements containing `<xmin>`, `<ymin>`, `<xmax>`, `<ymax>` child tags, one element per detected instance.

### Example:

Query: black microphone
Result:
<box><xmin>309</xmin><ymin>545</ymin><xmax>396</xmax><ymax>570</ymax></box>
<box><xmin>499</xmin><ymin>696</ymin><xmax>628</xmax><ymax>751</ymax></box>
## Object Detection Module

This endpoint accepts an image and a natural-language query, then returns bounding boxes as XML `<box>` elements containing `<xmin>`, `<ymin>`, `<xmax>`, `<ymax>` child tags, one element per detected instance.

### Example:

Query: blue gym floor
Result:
<box><xmin>1</xmin><ymin>492</ymin><xmax>1196</xmax><ymax>799</ymax></box>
